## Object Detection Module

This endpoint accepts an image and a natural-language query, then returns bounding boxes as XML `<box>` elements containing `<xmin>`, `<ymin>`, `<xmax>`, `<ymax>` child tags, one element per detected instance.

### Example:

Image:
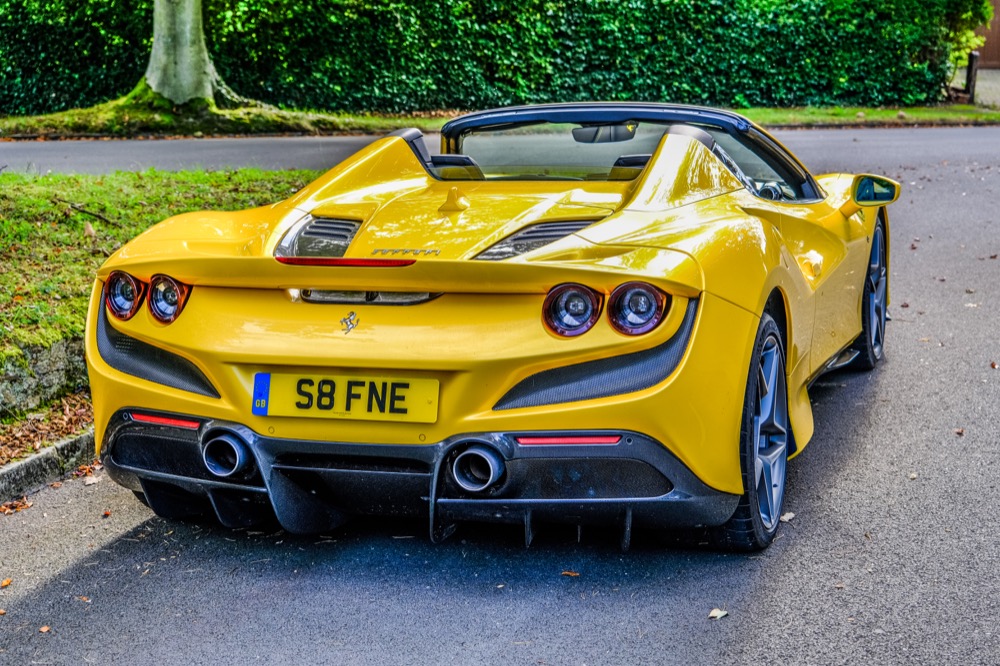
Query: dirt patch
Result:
<box><xmin>0</xmin><ymin>391</ymin><xmax>92</xmax><ymax>467</ymax></box>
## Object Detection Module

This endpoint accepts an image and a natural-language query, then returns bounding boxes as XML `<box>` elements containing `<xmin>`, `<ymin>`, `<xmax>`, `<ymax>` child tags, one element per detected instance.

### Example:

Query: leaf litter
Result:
<box><xmin>0</xmin><ymin>497</ymin><xmax>32</xmax><ymax>515</ymax></box>
<box><xmin>0</xmin><ymin>392</ymin><xmax>92</xmax><ymax>468</ymax></box>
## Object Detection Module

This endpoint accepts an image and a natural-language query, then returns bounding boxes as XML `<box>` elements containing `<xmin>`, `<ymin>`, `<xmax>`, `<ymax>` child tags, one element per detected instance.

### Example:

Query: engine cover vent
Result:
<box><xmin>475</xmin><ymin>220</ymin><xmax>596</xmax><ymax>261</ymax></box>
<box><xmin>276</xmin><ymin>217</ymin><xmax>362</xmax><ymax>259</ymax></box>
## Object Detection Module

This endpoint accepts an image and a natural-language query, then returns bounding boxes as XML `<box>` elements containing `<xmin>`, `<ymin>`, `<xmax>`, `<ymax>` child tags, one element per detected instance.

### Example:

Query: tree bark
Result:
<box><xmin>145</xmin><ymin>0</ymin><xmax>216</xmax><ymax>105</ymax></box>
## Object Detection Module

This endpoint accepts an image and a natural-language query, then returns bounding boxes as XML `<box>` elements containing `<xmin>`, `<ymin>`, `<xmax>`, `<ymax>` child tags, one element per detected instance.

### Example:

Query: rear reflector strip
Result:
<box><xmin>275</xmin><ymin>257</ymin><xmax>416</xmax><ymax>267</ymax></box>
<box><xmin>129</xmin><ymin>413</ymin><xmax>201</xmax><ymax>430</ymax></box>
<box><xmin>516</xmin><ymin>435</ymin><xmax>621</xmax><ymax>446</ymax></box>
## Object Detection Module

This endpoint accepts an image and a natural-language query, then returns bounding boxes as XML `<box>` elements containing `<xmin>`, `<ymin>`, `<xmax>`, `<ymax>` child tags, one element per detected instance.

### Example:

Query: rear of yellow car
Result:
<box><xmin>86</xmin><ymin>106</ymin><xmax>861</xmax><ymax>549</ymax></box>
<box><xmin>86</xmin><ymin>238</ymin><xmax>764</xmax><ymax>542</ymax></box>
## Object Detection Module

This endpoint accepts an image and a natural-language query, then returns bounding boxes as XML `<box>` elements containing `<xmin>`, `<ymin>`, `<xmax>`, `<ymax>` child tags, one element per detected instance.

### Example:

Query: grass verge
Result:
<box><xmin>0</xmin><ymin>169</ymin><xmax>321</xmax><ymax>360</ymax></box>
<box><xmin>2</xmin><ymin>97</ymin><xmax>999</xmax><ymax>138</ymax></box>
<box><xmin>0</xmin><ymin>84</ymin><xmax>449</xmax><ymax>138</ymax></box>
<box><xmin>740</xmin><ymin>104</ymin><xmax>1000</xmax><ymax>127</ymax></box>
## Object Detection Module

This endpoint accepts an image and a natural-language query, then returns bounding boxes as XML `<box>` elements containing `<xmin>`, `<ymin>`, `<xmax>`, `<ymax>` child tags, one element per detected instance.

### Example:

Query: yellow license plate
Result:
<box><xmin>251</xmin><ymin>372</ymin><xmax>439</xmax><ymax>423</ymax></box>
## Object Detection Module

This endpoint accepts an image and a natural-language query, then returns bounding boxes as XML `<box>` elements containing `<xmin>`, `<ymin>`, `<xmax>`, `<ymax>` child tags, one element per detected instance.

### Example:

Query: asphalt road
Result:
<box><xmin>0</xmin><ymin>135</ymin><xmax>381</xmax><ymax>174</ymax></box>
<box><xmin>2</xmin><ymin>128</ymin><xmax>999</xmax><ymax>665</ymax></box>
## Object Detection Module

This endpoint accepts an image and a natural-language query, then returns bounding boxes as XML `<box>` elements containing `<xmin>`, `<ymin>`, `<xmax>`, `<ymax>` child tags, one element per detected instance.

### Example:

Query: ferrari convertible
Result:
<box><xmin>85</xmin><ymin>103</ymin><xmax>898</xmax><ymax>550</ymax></box>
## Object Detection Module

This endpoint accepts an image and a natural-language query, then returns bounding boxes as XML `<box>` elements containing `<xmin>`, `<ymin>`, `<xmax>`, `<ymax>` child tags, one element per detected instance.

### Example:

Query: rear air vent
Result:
<box><xmin>475</xmin><ymin>220</ymin><xmax>596</xmax><ymax>261</ymax></box>
<box><xmin>301</xmin><ymin>218</ymin><xmax>360</xmax><ymax>241</ymax></box>
<box><xmin>275</xmin><ymin>216</ymin><xmax>362</xmax><ymax>259</ymax></box>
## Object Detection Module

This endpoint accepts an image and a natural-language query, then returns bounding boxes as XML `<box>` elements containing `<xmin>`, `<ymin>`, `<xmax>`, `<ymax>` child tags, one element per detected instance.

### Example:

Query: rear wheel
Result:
<box><xmin>713</xmin><ymin>312</ymin><xmax>789</xmax><ymax>551</ymax></box>
<box><xmin>852</xmin><ymin>220</ymin><xmax>887</xmax><ymax>370</ymax></box>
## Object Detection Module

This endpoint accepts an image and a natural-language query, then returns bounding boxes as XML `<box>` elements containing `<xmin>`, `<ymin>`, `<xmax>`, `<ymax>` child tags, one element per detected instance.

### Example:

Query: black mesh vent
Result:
<box><xmin>501</xmin><ymin>458</ymin><xmax>672</xmax><ymax>500</ymax></box>
<box><xmin>112</xmin><ymin>432</ymin><xmax>210</xmax><ymax>479</ymax></box>
<box><xmin>494</xmin><ymin>298</ymin><xmax>698</xmax><ymax>410</ymax></box>
<box><xmin>96</xmin><ymin>304</ymin><xmax>220</xmax><ymax>398</ymax></box>
<box><xmin>476</xmin><ymin>220</ymin><xmax>597</xmax><ymax>261</ymax></box>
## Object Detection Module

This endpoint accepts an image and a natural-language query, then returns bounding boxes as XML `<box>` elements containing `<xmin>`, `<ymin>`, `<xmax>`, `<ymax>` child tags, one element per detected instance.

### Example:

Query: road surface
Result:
<box><xmin>1</xmin><ymin>128</ymin><xmax>999</xmax><ymax>664</ymax></box>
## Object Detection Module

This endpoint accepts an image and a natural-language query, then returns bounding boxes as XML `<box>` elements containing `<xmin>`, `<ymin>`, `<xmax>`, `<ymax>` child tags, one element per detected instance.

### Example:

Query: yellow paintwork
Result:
<box><xmin>85</xmin><ymin>129</ymin><xmax>897</xmax><ymax>496</ymax></box>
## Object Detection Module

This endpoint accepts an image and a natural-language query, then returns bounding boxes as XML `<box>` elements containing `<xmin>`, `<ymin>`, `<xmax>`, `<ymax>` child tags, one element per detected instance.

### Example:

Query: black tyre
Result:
<box><xmin>851</xmin><ymin>220</ymin><xmax>887</xmax><ymax>370</ymax></box>
<box><xmin>712</xmin><ymin>312</ymin><xmax>789</xmax><ymax>551</ymax></box>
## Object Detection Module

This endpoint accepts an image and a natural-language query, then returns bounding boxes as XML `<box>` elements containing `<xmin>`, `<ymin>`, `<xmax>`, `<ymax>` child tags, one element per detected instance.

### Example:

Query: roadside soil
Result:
<box><xmin>0</xmin><ymin>392</ymin><xmax>92</xmax><ymax>468</ymax></box>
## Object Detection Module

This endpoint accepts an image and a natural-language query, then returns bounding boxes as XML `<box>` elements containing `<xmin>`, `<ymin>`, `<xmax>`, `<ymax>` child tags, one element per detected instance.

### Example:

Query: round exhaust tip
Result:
<box><xmin>452</xmin><ymin>445</ymin><xmax>505</xmax><ymax>493</ymax></box>
<box><xmin>203</xmin><ymin>433</ymin><xmax>251</xmax><ymax>478</ymax></box>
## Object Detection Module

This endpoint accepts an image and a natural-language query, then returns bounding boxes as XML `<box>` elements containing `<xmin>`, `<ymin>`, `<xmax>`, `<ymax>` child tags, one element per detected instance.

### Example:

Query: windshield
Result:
<box><xmin>434</xmin><ymin>121</ymin><xmax>670</xmax><ymax>181</ymax></box>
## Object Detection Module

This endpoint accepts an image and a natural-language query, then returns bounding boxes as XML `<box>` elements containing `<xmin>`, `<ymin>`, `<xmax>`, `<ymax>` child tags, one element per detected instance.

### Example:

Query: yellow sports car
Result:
<box><xmin>85</xmin><ymin>103</ymin><xmax>899</xmax><ymax>550</ymax></box>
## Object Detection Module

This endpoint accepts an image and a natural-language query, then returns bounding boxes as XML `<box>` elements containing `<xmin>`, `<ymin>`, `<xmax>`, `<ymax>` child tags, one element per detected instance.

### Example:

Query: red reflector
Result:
<box><xmin>129</xmin><ymin>413</ymin><xmax>201</xmax><ymax>430</ymax></box>
<box><xmin>275</xmin><ymin>257</ymin><xmax>416</xmax><ymax>267</ymax></box>
<box><xmin>516</xmin><ymin>436</ymin><xmax>621</xmax><ymax>446</ymax></box>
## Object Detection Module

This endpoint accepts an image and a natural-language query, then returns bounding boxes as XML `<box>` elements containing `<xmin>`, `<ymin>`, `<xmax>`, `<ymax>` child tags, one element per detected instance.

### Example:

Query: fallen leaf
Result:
<box><xmin>49</xmin><ymin>481</ymin><xmax>62</xmax><ymax>489</ymax></box>
<box><xmin>39</xmin><ymin>626</ymin><xmax>50</xmax><ymax>633</ymax></box>
<box><xmin>0</xmin><ymin>578</ymin><xmax>11</xmax><ymax>589</ymax></box>
<box><xmin>954</xmin><ymin>428</ymin><xmax>965</xmax><ymax>437</ymax></box>
<box><xmin>991</xmin><ymin>254</ymin><xmax>998</xmax><ymax>260</ymax></box>
<box><xmin>900</xmin><ymin>302</ymin><xmax>910</xmax><ymax>308</ymax></box>
<box><xmin>0</xmin><ymin>498</ymin><xmax>33</xmax><ymax>515</ymax></box>
<box><xmin>74</xmin><ymin>461</ymin><xmax>103</xmax><ymax>478</ymax></box>
<box><xmin>990</xmin><ymin>361</ymin><xmax>998</xmax><ymax>370</ymax></box>
<box><xmin>0</xmin><ymin>609</ymin><xmax>6</xmax><ymax>615</ymax></box>
<box><xmin>561</xmin><ymin>571</ymin><xmax>580</xmax><ymax>577</ymax></box>
<box><xmin>780</xmin><ymin>512</ymin><xmax>796</xmax><ymax>523</ymax></box>
<box><xmin>102</xmin><ymin>510</ymin><xmax>112</xmax><ymax>518</ymax></box>
<box><xmin>708</xmin><ymin>608</ymin><xmax>728</xmax><ymax>620</ymax></box>
<box><xmin>76</xmin><ymin>596</ymin><xmax>90</xmax><ymax>603</ymax></box>
<box><xmin>909</xmin><ymin>243</ymin><xmax>918</xmax><ymax>250</ymax></box>
<box><xmin>83</xmin><ymin>476</ymin><xmax>100</xmax><ymax>486</ymax></box>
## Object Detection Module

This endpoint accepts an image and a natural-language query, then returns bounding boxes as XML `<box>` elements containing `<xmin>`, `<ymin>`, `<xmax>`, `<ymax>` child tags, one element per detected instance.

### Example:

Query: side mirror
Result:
<box><xmin>840</xmin><ymin>174</ymin><xmax>900</xmax><ymax>217</ymax></box>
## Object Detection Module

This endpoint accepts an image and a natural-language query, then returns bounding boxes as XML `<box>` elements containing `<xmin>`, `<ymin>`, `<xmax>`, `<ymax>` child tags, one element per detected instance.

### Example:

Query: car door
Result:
<box><xmin>776</xmin><ymin>200</ymin><xmax>868</xmax><ymax>372</ymax></box>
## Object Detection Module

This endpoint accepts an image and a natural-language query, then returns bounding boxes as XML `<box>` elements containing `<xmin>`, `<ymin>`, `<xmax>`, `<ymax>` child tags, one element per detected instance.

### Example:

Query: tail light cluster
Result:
<box><xmin>105</xmin><ymin>271</ymin><xmax>191</xmax><ymax>324</ymax></box>
<box><xmin>543</xmin><ymin>281</ymin><xmax>669</xmax><ymax>337</ymax></box>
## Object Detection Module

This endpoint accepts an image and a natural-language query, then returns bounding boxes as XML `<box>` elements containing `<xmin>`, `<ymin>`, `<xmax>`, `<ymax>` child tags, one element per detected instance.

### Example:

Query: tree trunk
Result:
<box><xmin>145</xmin><ymin>0</ymin><xmax>216</xmax><ymax>105</ymax></box>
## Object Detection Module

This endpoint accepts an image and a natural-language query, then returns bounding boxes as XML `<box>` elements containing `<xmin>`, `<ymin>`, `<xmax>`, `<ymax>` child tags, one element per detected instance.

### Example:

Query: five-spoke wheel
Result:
<box><xmin>713</xmin><ymin>312</ymin><xmax>789</xmax><ymax>551</ymax></box>
<box><xmin>852</xmin><ymin>220</ymin><xmax>888</xmax><ymax>369</ymax></box>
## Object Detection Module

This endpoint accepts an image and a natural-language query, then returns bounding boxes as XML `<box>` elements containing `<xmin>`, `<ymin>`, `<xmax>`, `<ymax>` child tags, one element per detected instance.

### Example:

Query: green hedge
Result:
<box><xmin>0</xmin><ymin>0</ymin><xmax>992</xmax><ymax>116</ymax></box>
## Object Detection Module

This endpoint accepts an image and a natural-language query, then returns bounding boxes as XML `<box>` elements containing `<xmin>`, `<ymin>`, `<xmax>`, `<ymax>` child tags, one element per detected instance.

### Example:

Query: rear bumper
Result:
<box><xmin>102</xmin><ymin>409</ymin><xmax>739</xmax><ymax>545</ymax></box>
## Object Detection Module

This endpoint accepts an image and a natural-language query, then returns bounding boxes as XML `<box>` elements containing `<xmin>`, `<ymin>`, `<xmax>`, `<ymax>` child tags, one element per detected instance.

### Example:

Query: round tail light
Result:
<box><xmin>148</xmin><ymin>275</ymin><xmax>190</xmax><ymax>323</ymax></box>
<box><xmin>105</xmin><ymin>271</ymin><xmax>145</xmax><ymax>321</ymax></box>
<box><xmin>543</xmin><ymin>284</ymin><xmax>601</xmax><ymax>337</ymax></box>
<box><xmin>608</xmin><ymin>282</ymin><xmax>668</xmax><ymax>335</ymax></box>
